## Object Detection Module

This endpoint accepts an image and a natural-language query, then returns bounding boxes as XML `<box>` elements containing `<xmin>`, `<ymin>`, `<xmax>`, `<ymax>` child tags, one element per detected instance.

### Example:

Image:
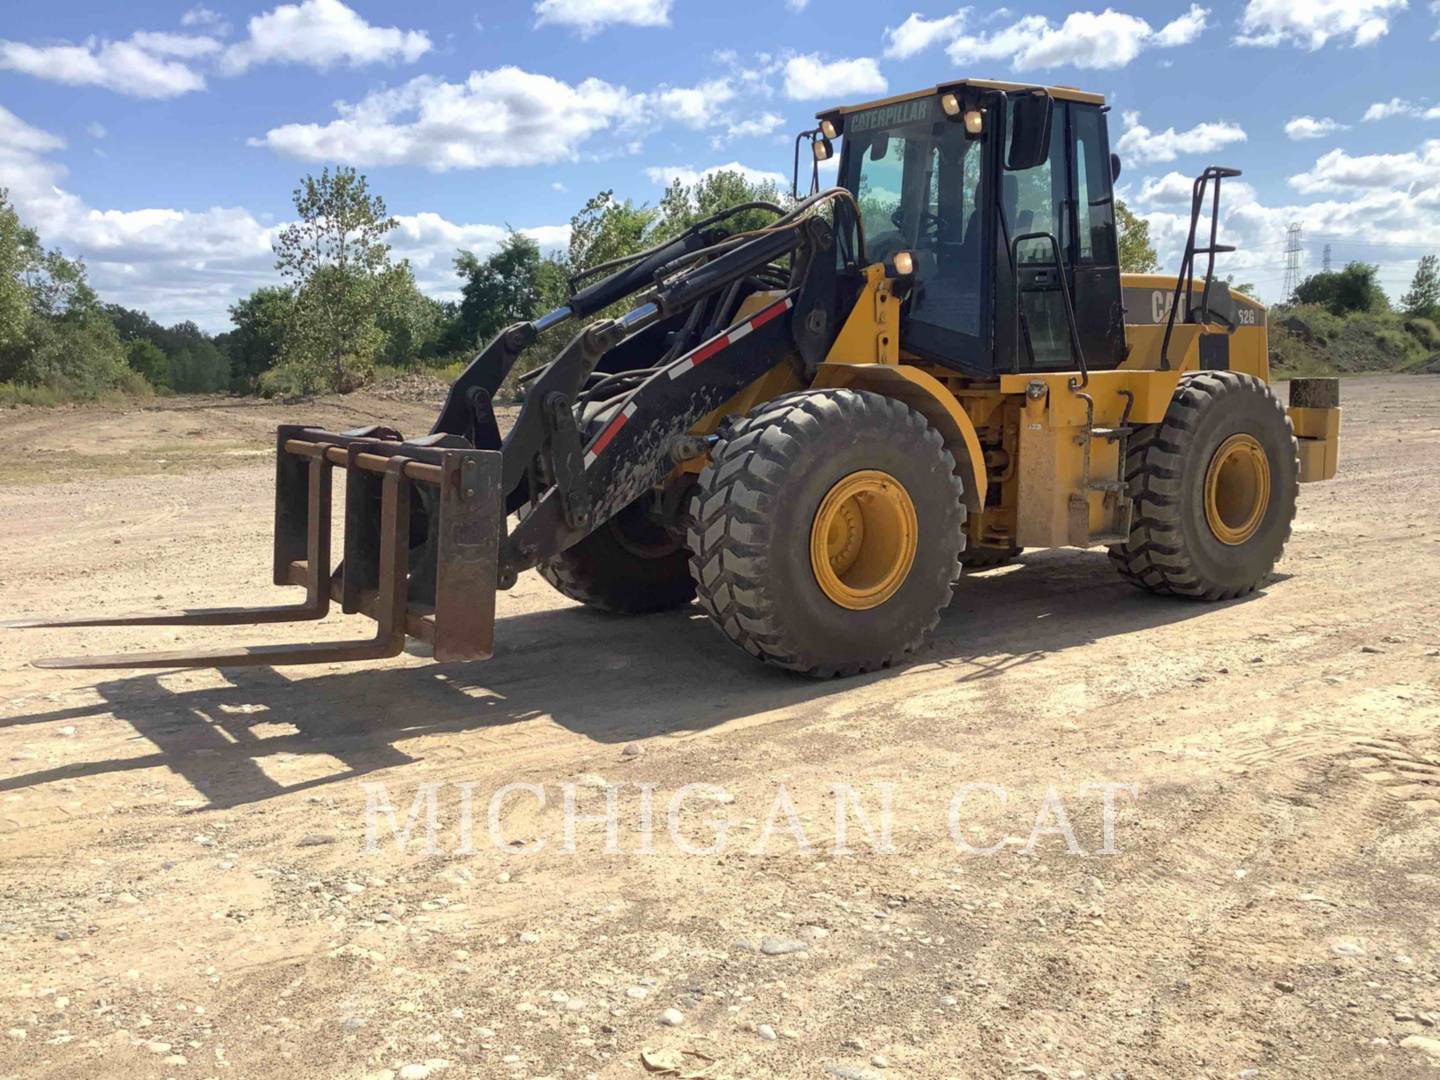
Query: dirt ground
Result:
<box><xmin>1</xmin><ymin>376</ymin><xmax>1438</xmax><ymax>1080</ymax></box>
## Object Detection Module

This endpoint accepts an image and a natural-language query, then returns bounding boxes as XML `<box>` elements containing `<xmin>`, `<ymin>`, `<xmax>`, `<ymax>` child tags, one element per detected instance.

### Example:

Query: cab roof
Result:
<box><xmin>819</xmin><ymin>79</ymin><xmax>1105</xmax><ymax>119</ymax></box>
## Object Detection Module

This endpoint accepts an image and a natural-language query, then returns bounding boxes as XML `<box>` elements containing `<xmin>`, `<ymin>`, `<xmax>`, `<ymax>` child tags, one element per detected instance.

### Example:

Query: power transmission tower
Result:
<box><xmin>1322</xmin><ymin>244</ymin><xmax>1332</xmax><ymax>274</ymax></box>
<box><xmin>1282</xmin><ymin>222</ymin><xmax>1302</xmax><ymax>301</ymax></box>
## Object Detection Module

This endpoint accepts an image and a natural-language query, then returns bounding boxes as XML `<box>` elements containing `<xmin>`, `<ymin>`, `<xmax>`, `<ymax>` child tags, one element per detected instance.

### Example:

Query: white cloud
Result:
<box><xmin>1289</xmin><ymin>141</ymin><xmax>1440</xmax><ymax>195</ymax></box>
<box><xmin>1116</xmin><ymin>110</ymin><xmax>1247</xmax><ymax>164</ymax></box>
<box><xmin>786</xmin><ymin>0</ymin><xmax>809</xmax><ymax>10</ymax></box>
<box><xmin>1234</xmin><ymin>0</ymin><xmax>1406</xmax><ymax>48</ymax></box>
<box><xmin>0</xmin><ymin>105</ymin><xmax>566</xmax><ymax>330</ymax></box>
<box><xmin>86</xmin><ymin>122</ymin><xmax>108</xmax><ymax>140</ymax></box>
<box><xmin>654</xmin><ymin>79</ymin><xmax>736</xmax><ymax>129</ymax></box>
<box><xmin>1136</xmin><ymin>172</ymin><xmax>1198</xmax><ymax>204</ymax></box>
<box><xmin>130</xmin><ymin>31</ymin><xmax>224</xmax><ymax>58</ymax></box>
<box><xmin>220</xmin><ymin>0</ymin><xmax>431</xmax><ymax>74</ymax></box>
<box><xmin>714</xmin><ymin>111</ymin><xmax>785</xmax><ymax>147</ymax></box>
<box><xmin>1151</xmin><ymin>4</ymin><xmax>1210</xmax><ymax>45</ymax></box>
<box><xmin>533</xmin><ymin>0</ymin><xmax>672</xmax><ymax>36</ymax></box>
<box><xmin>1121</xmin><ymin>137</ymin><xmax>1440</xmax><ymax>304</ymax></box>
<box><xmin>254</xmin><ymin>68</ymin><xmax>644</xmax><ymax>171</ymax></box>
<box><xmin>1285</xmin><ymin>115</ymin><xmax>1349</xmax><ymax>140</ymax></box>
<box><xmin>0</xmin><ymin>35</ymin><xmax>212</xmax><ymax>98</ymax></box>
<box><xmin>945</xmin><ymin>5</ymin><xmax>1208</xmax><ymax>70</ymax></box>
<box><xmin>181</xmin><ymin>6</ymin><xmax>230</xmax><ymax>32</ymax></box>
<box><xmin>1363</xmin><ymin>97</ymin><xmax>1440</xmax><ymax>122</ymax></box>
<box><xmin>0</xmin><ymin>2</ymin><xmax>429</xmax><ymax>96</ymax></box>
<box><xmin>883</xmin><ymin>9</ymin><xmax>969</xmax><ymax>60</ymax></box>
<box><xmin>783</xmin><ymin>54</ymin><xmax>886</xmax><ymax>101</ymax></box>
<box><xmin>643</xmin><ymin>162</ymin><xmax>788</xmax><ymax>189</ymax></box>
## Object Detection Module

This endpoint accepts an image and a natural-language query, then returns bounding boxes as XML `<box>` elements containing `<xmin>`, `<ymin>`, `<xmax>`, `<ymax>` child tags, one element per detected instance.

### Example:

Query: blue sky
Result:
<box><xmin>2</xmin><ymin>0</ymin><xmax>1438</xmax><ymax>329</ymax></box>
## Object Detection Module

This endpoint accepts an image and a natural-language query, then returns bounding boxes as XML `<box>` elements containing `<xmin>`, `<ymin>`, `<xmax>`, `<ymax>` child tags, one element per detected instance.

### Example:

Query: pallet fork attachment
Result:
<box><xmin>7</xmin><ymin>426</ymin><xmax>503</xmax><ymax>669</ymax></box>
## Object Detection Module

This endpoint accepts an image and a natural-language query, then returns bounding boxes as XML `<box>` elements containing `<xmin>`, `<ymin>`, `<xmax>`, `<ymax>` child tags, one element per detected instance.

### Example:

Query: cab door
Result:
<box><xmin>1006</xmin><ymin>101</ymin><xmax>1125</xmax><ymax>371</ymax></box>
<box><xmin>1066</xmin><ymin>104</ymin><xmax>1125</xmax><ymax>368</ymax></box>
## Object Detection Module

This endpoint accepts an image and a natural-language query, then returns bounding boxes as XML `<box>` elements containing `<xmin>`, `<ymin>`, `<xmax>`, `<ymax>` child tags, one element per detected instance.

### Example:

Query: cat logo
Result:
<box><xmin>1151</xmin><ymin>290</ymin><xmax>1169</xmax><ymax>324</ymax></box>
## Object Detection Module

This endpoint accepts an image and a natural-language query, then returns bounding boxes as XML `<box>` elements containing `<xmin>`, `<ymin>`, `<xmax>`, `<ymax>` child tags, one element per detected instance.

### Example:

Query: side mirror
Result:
<box><xmin>1110</xmin><ymin>152</ymin><xmax>1122</xmax><ymax>182</ymax></box>
<box><xmin>1005</xmin><ymin>91</ymin><xmax>1052</xmax><ymax>171</ymax></box>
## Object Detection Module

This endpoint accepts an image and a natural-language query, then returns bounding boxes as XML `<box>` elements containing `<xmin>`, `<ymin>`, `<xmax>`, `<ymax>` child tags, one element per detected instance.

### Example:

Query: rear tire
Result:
<box><xmin>960</xmin><ymin>543</ymin><xmax>1022</xmax><ymax>570</ymax></box>
<box><xmin>1110</xmin><ymin>371</ymin><xmax>1298</xmax><ymax>600</ymax></box>
<box><xmin>687</xmin><ymin>389</ymin><xmax>965</xmax><ymax>677</ymax></box>
<box><xmin>537</xmin><ymin>497</ymin><xmax>695</xmax><ymax>614</ymax></box>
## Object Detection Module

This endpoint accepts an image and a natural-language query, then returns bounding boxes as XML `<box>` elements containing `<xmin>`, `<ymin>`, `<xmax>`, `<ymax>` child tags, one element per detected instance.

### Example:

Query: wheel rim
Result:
<box><xmin>1204</xmin><ymin>434</ymin><xmax>1271</xmax><ymax>545</ymax></box>
<box><xmin>809</xmin><ymin>470</ymin><xmax>918</xmax><ymax>610</ymax></box>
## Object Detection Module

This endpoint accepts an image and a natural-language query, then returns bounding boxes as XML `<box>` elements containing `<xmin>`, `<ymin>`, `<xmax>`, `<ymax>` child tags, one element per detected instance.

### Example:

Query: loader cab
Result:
<box><xmin>828</xmin><ymin>81</ymin><xmax>1127</xmax><ymax>377</ymax></box>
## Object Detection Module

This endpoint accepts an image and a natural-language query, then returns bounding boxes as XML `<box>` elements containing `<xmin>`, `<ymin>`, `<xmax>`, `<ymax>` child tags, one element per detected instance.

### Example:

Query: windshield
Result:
<box><xmin>840</xmin><ymin>99</ymin><xmax>985</xmax><ymax>342</ymax></box>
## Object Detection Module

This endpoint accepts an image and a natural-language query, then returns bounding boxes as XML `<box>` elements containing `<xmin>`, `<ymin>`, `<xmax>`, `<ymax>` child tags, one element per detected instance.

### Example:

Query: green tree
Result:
<box><xmin>451</xmin><ymin>231</ymin><xmax>555</xmax><ymax>350</ymax></box>
<box><xmin>1293</xmin><ymin>262</ymin><xmax>1388</xmax><ymax>316</ymax></box>
<box><xmin>126</xmin><ymin>338</ymin><xmax>170</xmax><ymax>389</ymax></box>
<box><xmin>653</xmin><ymin>170</ymin><xmax>784</xmax><ymax>241</ymax></box>
<box><xmin>373</xmin><ymin>264</ymin><xmax>447</xmax><ymax>367</ymax></box>
<box><xmin>225</xmin><ymin>286</ymin><xmax>293</xmax><ymax>389</ymax></box>
<box><xmin>0</xmin><ymin>190</ymin><xmax>38</xmax><ymax>353</ymax></box>
<box><xmin>1115</xmin><ymin>200</ymin><xmax>1159</xmax><ymax>274</ymax></box>
<box><xmin>565</xmin><ymin>190</ymin><xmax>656</xmax><ymax>276</ymax></box>
<box><xmin>269</xmin><ymin>167</ymin><xmax>399</xmax><ymax>394</ymax></box>
<box><xmin>168</xmin><ymin>338</ymin><xmax>229</xmax><ymax>393</ymax></box>
<box><xmin>1400</xmin><ymin>254</ymin><xmax>1440</xmax><ymax>320</ymax></box>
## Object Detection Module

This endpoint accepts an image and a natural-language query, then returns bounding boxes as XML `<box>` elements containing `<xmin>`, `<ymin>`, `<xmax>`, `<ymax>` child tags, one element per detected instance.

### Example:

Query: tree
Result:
<box><xmin>1293</xmin><ymin>262</ymin><xmax>1388</xmax><ymax>316</ymax></box>
<box><xmin>269</xmin><ymin>167</ymin><xmax>400</xmax><ymax>394</ymax></box>
<box><xmin>126</xmin><ymin>338</ymin><xmax>170</xmax><ymax>389</ymax></box>
<box><xmin>1400</xmin><ymin>254</ymin><xmax>1440</xmax><ymax>320</ymax></box>
<box><xmin>373</xmin><ymin>265</ymin><xmax>448</xmax><ymax>367</ymax></box>
<box><xmin>1224</xmin><ymin>274</ymin><xmax>1256</xmax><ymax>297</ymax></box>
<box><xmin>653</xmin><ymin>170</ymin><xmax>784</xmax><ymax>242</ymax></box>
<box><xmin>1115</xmin><ymin>200</ymin><xmax>1159</xmax><ymax>274</ymax></box>
<box><xmin>0</xmin><ymin>189</ymin><xmax>38</xmax><ymax>353</ymax></box>
<box><xmin>0</xmin><ymin>192</ymin><xmax>130</xmax><ymax>397</ymax></box>
<box><xmin>565</xmin><ymin>190</ymin><xmax>656</xmax><ymax>276</ymax></box>
<box><xmin>452</xmin><ymin>231</ymin><xmax>553</xmax><ymax>350</ymax></box>
<box><xmin>225</xmin><ymin>287</ymin><xmax>292</xmax><ymax>389</ymax></box>
<box><xmin>168</xmin><ymin>338</ymin><xmax>229</xmax><ymax>393</ymax></box>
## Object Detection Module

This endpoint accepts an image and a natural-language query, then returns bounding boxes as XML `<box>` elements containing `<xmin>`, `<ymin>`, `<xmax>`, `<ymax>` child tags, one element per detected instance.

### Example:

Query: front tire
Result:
<box><xmin>1110</xmin><ymin>371</ymin><xmax>1298</xmax><ymax>600</ymax></box>
<box><xmin>537</xmin><ymin>497</ymin><xmax>695</xmax><ymax>614</ymax></box>
<box><xmin>687</xmin><ymin>389</ymin><xmax>966</xmax><ymax>677</ymax></box>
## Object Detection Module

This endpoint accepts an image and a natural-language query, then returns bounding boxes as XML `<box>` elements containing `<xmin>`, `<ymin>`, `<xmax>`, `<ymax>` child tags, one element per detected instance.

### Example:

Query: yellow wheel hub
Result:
<box><xmin>809</xmin><ymin>470</ymin><xmax>918</xmax><ymax>610</ymax></box>
<box><xmin>1204</xmin><ymin>433</ymin><xmax>1271</xmax><ymax>545</ymax></box>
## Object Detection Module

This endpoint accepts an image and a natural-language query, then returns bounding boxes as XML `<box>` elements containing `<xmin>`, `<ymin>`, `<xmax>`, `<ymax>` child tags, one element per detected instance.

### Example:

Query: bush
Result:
<box><xmin>1402</xmin><ymin>317</ymin><xmax>1440</xmax><ymax>351</ymax></box>
<box><xmin>1269</xmin><ymin>303</ymin><xmax>1432</xmax><ymax>375</ymax></box>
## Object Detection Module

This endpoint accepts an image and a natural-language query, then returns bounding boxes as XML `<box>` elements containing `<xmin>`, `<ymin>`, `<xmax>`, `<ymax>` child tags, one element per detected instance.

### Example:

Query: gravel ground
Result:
<box><xmin>1</xmin><ymin>376</ymin><xmax>1438</xmax><ymax>1080</ymax></box>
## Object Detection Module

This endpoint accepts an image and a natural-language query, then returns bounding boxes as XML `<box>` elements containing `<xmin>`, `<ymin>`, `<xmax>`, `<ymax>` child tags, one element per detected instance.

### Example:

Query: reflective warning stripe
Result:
<box><xmin>583</xmin><ymin>401</ymin><xmax>636</xmax><ymax>466</ymax></box>
<box><xmin>666</xmin><ymin>296</ymin><xmax>794</xmax><ymax>380</ymax></box>
<box><xmin>584</xmin><ymin>296</ymin><xmax>794</xmax><ymax>467</ymax></box>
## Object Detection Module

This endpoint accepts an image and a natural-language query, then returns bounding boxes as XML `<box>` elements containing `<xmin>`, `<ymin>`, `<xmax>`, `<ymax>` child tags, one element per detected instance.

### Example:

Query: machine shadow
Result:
<box><xmin>1</xmin><ymin>548</ymin><xmax>1272</xmax><ymax>809</ymax></box>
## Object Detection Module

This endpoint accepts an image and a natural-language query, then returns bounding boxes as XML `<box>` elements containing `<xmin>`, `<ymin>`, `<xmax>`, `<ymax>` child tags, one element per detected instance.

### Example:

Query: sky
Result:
<box><xmin>2</xmin><ymin>0</ymin><xmax>1439</xmax><ymax>331</ymax></box>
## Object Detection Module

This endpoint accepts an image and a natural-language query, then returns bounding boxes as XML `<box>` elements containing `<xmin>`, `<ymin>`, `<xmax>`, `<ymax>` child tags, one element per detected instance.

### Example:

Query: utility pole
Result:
<box><xmin>1282</xmin><ymin>222</ymin><xmax>1302</xmax><ymax>301</ymax></box>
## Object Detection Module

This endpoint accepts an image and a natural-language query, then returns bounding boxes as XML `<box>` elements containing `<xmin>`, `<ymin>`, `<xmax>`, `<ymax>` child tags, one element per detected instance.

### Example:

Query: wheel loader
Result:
<box><xmin>9</xmin><ymin>80</ymin><xmax>1342</xmax><ymax>677</ymax></box>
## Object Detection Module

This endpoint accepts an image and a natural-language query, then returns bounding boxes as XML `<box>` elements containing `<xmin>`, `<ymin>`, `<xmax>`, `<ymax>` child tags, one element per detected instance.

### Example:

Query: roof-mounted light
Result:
<box><xmin>813</xmin><ymin>137</ymin><xmax>833</xmax><ymax>162</ymax></box>
<box><xmin>964</xmin><ymin>108</ymin><xmax>985</xmax><ymax>135</ymax></box>
<box><xmin>940</xmin><ymin>93</ymin><xmax>961</xmax><ymax>117</ymax></box>
<box><xmin>820</xmin><ymin>118</ymin><xmax>838</xmax><ymax>140</ymax></box>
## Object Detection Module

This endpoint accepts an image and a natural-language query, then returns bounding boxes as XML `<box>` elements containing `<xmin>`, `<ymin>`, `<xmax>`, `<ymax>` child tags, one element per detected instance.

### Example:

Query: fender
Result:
<box><xmin>809</xmin><ymin>362</ymin><xmax>988</xmax><ymax>512</ymax></box>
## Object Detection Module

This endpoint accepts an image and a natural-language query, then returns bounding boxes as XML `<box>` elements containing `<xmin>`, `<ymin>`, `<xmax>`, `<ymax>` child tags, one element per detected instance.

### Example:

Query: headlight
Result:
<box><xmin>964</xmin><ymin>109</ymin><xmax>985</xmax><ymax>135</ymax></box>
<box><xmin>820</xmin><ymin>118</ymin><xmax>838</xmax><ymax>140</ymax></box>
<box><xmin>892</xmin><ymin>250</ymin><xmax>914</xmax><ymax>277</ymax></box>
<box><xmin>812</xmin><ymin>137</ymin><xmax>833</xmax><ymax>161</ymax></box>
<box><xmin>940</xmin><ymin>93</ymin><xmax>961</xmax><ymax>117</ymax></box>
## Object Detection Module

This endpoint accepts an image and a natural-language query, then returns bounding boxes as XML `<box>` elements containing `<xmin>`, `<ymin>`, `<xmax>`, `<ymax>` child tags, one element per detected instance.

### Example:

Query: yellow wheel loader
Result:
<box><xmin>9</xmin><ymin>80</ymin><xmax>1342</xmax><ymax>677</ymax></box>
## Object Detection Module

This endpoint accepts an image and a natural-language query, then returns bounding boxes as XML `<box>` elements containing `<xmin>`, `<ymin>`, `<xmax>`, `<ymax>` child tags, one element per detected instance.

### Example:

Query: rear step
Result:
<box><xmin>4</xmin><ymin>425</ymin><xmax>503</xmax><ymax>669</ymax></box>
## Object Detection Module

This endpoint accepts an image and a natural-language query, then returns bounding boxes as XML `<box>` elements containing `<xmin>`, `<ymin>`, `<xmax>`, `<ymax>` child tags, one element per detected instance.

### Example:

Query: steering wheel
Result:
<box><xmin>890</xmin><ymin>208</ymin><xmax>949</xmax><ymax>241</ymax></box>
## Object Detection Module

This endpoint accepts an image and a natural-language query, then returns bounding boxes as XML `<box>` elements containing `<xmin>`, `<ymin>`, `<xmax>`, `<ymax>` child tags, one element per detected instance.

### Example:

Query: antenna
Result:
<box><xmin>1282</xmin><ymin>222</ymin><xmax>1302</xmax><ymax>301</ymax></box>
